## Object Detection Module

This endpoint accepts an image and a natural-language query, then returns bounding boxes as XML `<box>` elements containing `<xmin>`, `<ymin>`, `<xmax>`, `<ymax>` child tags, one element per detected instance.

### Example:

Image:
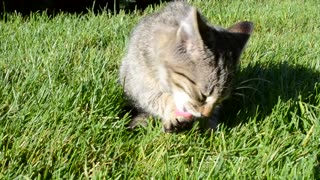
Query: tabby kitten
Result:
<box><xmin>119</xmin><ymin>2</ymin><xmax>253</xmax><ymax>132</ymax></box>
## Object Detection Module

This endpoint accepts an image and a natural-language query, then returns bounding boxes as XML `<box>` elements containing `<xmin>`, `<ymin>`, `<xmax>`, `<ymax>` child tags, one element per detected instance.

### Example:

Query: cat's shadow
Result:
<box><xmin>220</xmin><ymin>61</ymin><xmax>319</xmax><ymax>128</ymax></box>
<box><xmin>120</xmin><ymin>62</ymin><xmax>319</xmax><ymax>133</ymax></box>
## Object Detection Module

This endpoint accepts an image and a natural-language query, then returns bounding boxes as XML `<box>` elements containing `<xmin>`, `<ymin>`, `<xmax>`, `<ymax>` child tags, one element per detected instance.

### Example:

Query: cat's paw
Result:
<box><xmin>162</xmin><ymin>115</ymin><xmax>194</xmax><ymax>133</ymax></box>
<box><xmin>127</xmin><ymin>113</ymin><xmax>149</xmax><ymax>129</ymax></box>
<box><xmin>198</xmin><ymin>111</ymin><xmax>219</xmax><ymax>131</ymax></box>
<box><xmin>207</xmin><ymin>117</ymin><xmax>218</xmax><ymax>130</ymax></box>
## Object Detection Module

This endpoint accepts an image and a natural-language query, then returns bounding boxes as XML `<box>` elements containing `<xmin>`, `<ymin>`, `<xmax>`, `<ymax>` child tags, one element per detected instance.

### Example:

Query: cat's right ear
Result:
<box><xmin>228</xmin><ymin>21</ymin><xmax>254</xmax><ymax>35</ymax></box>
<box><xmin>176</xmin><ymin>7</ymin><xmax>207</xmax><ymax>48</ymax></box>
<box><xmin>227</xmin><ymin>21</ymin><xmax>254</xmax><ymax>51</ymax></box>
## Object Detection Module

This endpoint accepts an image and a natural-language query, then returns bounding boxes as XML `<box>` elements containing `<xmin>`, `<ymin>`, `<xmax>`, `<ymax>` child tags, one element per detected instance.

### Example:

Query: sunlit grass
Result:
<box><xmin>0</xmin><ymin>0</ymin><xmax>319</xmax><ymax>178</ymax></box>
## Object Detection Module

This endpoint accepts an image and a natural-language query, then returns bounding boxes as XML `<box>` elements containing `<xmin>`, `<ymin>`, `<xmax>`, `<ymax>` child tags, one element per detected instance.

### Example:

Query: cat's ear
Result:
<box><xmin>176</xmin><ymin>7</ymin><xmax>207</xmax><ymax>45</ymax></box>
<box><xmin>228</xmin><ymin>21</ymin><xmax>254</xmax><ymax>51</ymax></box>
<box><xmin>228</xmin><ymin>21</ymin><xmax>253</xmax><ymax>35</ymax></box>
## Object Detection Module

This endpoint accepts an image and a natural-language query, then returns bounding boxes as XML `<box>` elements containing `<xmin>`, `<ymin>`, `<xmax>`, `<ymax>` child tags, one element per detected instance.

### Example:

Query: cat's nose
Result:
<box><xmin>200</xmin><ymin>105</ymin><xmax>213</xmax><ymax>117</ymax></box>
<box><xmin>201</xmin><ymin>111</ymin><xmax>211</xmax><ymax>118</ymax></box>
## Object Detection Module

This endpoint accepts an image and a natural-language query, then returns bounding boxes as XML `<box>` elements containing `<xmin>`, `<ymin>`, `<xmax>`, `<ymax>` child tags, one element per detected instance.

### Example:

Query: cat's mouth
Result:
<box><xmin>175</xmin><ymin>102</ymin><xmax>203</xmax><ymax>119</ymax></box>
<box><xmin>173</xmin><ymin>91</ymin><xmax>212</xmax><ymax>118</ymax></box>
<box><xmin>175</xmin><ymin>96</ymin><xmax>223</xmax><ymax>119</ymax></box>
<box><xmin>175</xmin><ymin>109</ymin><xmax>193</xmax><ymax>119</ymax></box>
<box><xmin>174</xmin><ymin>91</ymin><xmax>200</xmax><ymax>116</ymax></box>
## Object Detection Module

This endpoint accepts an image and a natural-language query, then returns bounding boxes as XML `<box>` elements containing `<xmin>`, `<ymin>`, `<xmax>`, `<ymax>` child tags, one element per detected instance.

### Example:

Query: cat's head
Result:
<box><xmin>154</xmin><ymin>7</ymin><xmax>253</xmax><ymax>118</ymax></box>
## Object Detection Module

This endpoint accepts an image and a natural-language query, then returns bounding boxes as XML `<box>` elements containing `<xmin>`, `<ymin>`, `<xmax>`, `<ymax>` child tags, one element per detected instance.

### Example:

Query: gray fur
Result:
<box><xmin>119</xmin><ymin>2</ymin><xmax>253</xmax><ymax>132</ymax></box>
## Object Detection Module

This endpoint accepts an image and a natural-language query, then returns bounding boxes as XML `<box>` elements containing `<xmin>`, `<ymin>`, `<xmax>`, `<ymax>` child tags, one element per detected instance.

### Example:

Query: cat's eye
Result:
<box><xmin>172</xmin><ymin>70</ymin><xmax>196</xmax><ymax>85</ymax></box>
<box><xmin>199</xmin><ymin>92</ymin><xmax>206</xmax><ymax>102</ymax></box>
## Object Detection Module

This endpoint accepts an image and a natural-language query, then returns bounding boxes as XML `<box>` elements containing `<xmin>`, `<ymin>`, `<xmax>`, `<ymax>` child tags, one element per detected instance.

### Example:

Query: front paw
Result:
<box><xmin>162</xmin><ymin>115</ymin><xmax>194</xmax><ymax>133</ymax></box>
<box><xmin>207</xmin><ymin>116</ymin><xmax>218</xmax><ymax>130</ymax></box>
<box><xmin>199</xmin><ymin>116</ymin><xmax>218</xmax><ymax>131</ymax></box>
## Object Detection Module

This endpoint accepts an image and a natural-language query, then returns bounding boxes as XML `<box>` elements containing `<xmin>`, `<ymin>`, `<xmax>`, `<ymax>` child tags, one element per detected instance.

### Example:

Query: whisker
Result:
<box><xmin>238</xmin><ymin>78</ymin><xmax>270</xmax><ymax>85</ymax></box>
<box><xmin>235</xmin><ymin>86</ymin><xmax>259</xmax><ymax>91</ymax></box>
<box><xmin>233</xmin><ymin>93</ymin><xmax>246</xmax><ymax>98</ymax></box>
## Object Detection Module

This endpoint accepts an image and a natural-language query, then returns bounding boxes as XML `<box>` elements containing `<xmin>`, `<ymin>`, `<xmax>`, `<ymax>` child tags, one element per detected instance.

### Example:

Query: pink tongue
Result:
<box><xmin>175</xmin><ymin>109</ymin><xmax>193</xmax><ymax>119</ymax></box>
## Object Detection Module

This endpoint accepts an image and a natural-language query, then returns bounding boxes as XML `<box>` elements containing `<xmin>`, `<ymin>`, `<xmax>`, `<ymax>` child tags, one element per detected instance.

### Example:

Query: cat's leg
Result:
<box><xmin>147</xmin><ymin>93</ymin><xmax>193</xmax><ymax>132</ymax></box>
<box><xmin>128</xmin><ymin>112</ymin><xmax>150</xmax><ymax>129</ymax></box>
<box><xmin>206</xmin><ymin>105</ymin><xmax>221</xmax><ymax>130</ymax></box>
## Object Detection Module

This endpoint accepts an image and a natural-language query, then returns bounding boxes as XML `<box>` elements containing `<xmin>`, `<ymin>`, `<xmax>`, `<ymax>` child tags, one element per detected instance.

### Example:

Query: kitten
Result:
<box><xmin>119</xmin><ymin>2</ymin><xmax>253</xmax><ymax>132</ymax></box>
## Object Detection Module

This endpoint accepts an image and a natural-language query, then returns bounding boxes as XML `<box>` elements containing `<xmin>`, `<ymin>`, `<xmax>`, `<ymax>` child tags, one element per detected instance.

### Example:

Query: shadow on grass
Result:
<box><xmin>120</xmin><ymin>62</ymin><xmax>319</xmax><ymax>134</ymax></box>
<box><xmin>221</xmin><ymin>62</ymin><xmax>319</xmax><ymax>128</ymax></box>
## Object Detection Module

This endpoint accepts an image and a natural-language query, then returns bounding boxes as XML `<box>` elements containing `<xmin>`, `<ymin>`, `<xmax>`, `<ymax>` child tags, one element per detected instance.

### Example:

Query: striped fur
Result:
<box><xmin>119</xmin><ymin>2</ymin><xmax>253</xmax><ymax>132</ymax></box>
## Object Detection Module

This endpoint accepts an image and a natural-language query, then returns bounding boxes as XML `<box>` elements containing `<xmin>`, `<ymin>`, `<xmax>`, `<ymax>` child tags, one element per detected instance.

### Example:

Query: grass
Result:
<box><xmin>0</xmin><ymin>0</ymin><xmax>319</xmax><ymax>179</ymax></box>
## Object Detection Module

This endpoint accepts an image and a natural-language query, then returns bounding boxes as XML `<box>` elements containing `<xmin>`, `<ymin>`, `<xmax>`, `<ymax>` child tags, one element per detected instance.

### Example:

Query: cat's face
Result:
<box><xmin>156</xmin><ymin>8</ymin><xmax>253</xmax><ymax>118</ymax></box>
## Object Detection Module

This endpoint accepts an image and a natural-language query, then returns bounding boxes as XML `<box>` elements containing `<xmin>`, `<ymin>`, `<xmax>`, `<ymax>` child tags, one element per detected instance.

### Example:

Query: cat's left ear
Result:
<box><xmin>176</xmin><ymin>7</ymin><xmax>208</xmax><ymax>47</ymax></box>
<box><xmin>228</xmin><ymin>21</ymin><xmax>254</xmax><ymax>51</ymax></box>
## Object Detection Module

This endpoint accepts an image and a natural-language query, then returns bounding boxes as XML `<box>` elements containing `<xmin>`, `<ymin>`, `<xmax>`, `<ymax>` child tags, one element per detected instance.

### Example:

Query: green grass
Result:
<box><xmin>0</xmin><ymin>0</ymin><xmax>319</xmax><ymax>179</ymax></box>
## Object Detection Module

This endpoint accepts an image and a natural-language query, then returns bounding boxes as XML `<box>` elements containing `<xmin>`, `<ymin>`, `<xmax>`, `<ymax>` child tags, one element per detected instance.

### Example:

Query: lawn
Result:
<box><xmin>0</xmin><ymin>0</ymin><xmax>319</xmax><ymax>179</ymax></box>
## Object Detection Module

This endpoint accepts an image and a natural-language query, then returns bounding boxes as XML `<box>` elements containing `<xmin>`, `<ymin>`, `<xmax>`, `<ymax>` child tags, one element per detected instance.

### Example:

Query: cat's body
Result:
<box><xmin>119</xmin><ymin>2</ymin><xmax>253</xmax><ymax>132</ymax></box>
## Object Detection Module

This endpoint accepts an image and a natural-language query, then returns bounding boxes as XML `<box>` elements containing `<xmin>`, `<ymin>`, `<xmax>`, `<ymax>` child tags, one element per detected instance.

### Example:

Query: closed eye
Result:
<box><xmin>199</xmin><ymin>91</ymin><xmax>206</xmax><ymax>102</ymax></box>
<box><xmin>173</xmin><ymin>71</ymin><xmax>209</xmax><ymax>103</ymax></box>
<box><xmin>172</xmin><ymin>70</ymin><xmax>196</xmax><ymax>86</ymax></box>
